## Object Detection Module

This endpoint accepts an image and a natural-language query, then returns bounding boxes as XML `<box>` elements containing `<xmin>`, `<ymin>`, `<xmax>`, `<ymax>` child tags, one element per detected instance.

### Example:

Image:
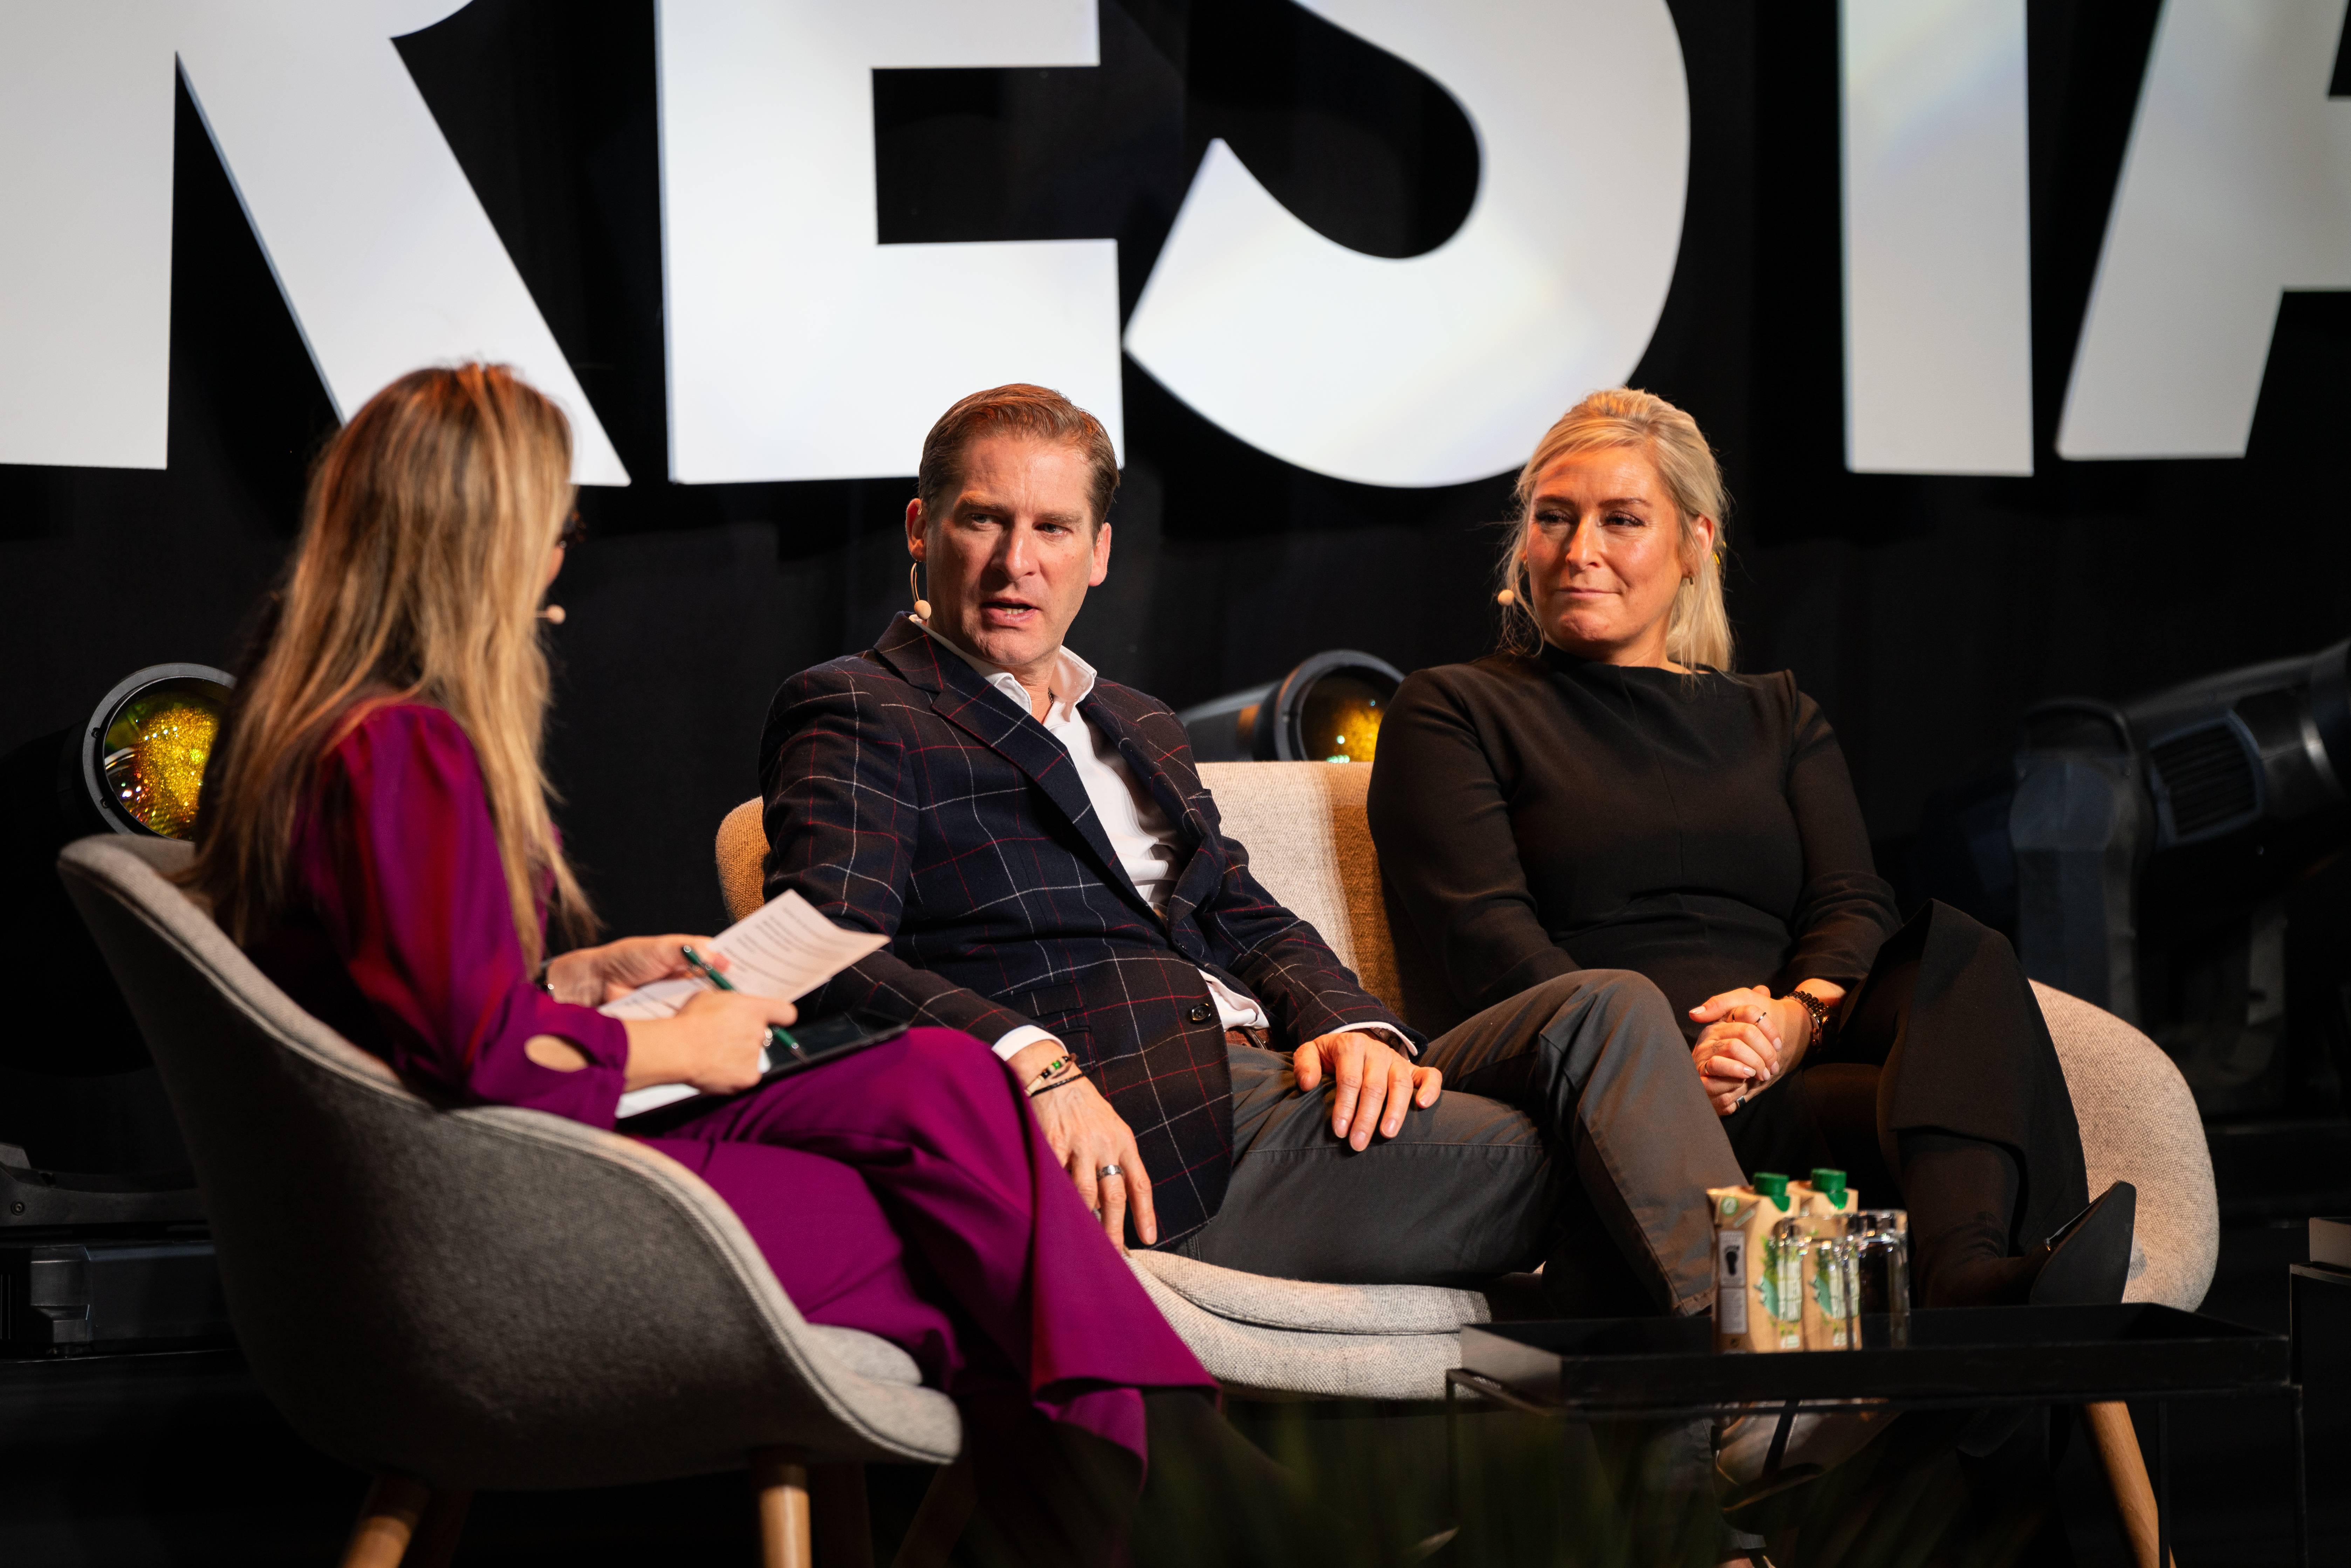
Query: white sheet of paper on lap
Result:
<box><xmin>604</xmin><ymin>890</ymin><xmax>888</xmax><ymax>1119</ymax></box>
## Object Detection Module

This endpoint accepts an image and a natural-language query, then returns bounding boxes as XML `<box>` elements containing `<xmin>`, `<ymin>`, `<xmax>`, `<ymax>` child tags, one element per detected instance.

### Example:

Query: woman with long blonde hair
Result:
<box><xmin>192</xmin><ymin>365</ymin><xmax>1330</xmax><ymax>1568</ymax></box>
<box><xmin>1369</xmin><ymin>388</ymin><xmax>2131</xmax><ymax>1322</ymax></box>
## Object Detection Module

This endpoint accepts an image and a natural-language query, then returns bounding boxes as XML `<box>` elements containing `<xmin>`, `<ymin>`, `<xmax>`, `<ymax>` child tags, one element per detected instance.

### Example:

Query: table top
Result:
<box><xmin>1455</xmin><ymin>1304</ymin><xmax>2289</xmax><ymax>1415</ymax></box>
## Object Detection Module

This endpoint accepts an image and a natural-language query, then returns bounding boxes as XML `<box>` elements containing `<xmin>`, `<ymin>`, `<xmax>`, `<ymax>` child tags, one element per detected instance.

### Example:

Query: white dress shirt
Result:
<box><xmin>915</xmin><ymin>619</ymin><xmax>1406</xmax><ymax>1064</ymax></box>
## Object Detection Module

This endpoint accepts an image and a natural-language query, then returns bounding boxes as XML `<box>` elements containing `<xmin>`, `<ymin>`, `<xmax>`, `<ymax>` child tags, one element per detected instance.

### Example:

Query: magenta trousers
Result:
<box><xmin>639</xmin><ymin>1028</ymin><xmax>1211</xmax><ymax>1466</ymax></box>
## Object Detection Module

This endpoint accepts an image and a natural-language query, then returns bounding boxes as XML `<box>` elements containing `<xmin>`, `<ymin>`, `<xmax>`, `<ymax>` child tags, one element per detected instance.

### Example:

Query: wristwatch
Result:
<box><xmin>1789</xmin><ymin>988</ymin><xmax>1835</xmax><ymax>1046</ymax></box>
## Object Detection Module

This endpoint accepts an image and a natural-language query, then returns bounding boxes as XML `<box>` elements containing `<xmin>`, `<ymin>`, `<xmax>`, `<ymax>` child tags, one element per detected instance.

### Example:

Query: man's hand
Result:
<box><xmin>1017</xmin><ymin>1057</ymin><xmax>1157</xmax><ymax>1248</ymax></box>
<box><xmin>1293</xmin><ymin>1030</ymin><xmax>1442</xmax><ymax>1151</ymax></box>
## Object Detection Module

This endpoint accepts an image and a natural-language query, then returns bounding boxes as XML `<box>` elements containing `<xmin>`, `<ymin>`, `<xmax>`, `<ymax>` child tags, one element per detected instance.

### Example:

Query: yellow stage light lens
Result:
<box><xmin>1301</xmin><ymin>675</ymin><xmax>1387</xmax><ymax>765</ymax></box>
<box><xmin>101</xmin><ymin>689</ymin><xmax>224</xmax><ymax>839</ymax></box>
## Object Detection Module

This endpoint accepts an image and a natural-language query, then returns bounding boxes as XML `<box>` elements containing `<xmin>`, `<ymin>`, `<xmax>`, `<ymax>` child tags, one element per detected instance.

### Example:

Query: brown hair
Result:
<box><xmin>1494</xmin><ymin>387</ymin><xmax>1734</xmax><ymax>671</ymax></box>
<box><xmin>916</xmin><ymin>384</ymin><xmax>1119</xmax><ymax>529</ymax></box>
<box><xmin>189</xmin><ymin>364</ymin><xmax>588</xmax><ymax>965</ymax></box>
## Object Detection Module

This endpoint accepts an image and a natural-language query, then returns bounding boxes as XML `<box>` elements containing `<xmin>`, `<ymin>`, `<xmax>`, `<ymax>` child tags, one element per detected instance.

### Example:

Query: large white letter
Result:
<box><xmin>1121</xmin><ymin>0</ymin><xmax>1685</xmax><ymax>490</ymax></box>
<box><xmin>0</xmin><ymin>4</ymin><xmax>176</xmax><ymax>470</ymax></box>
<box><xmin>1840</xmin><ymin>0</ymin><xmax>2034</xmax><ymax>475</ymax></box>
<box><xmin>2057</xmin><ymin>0</ymin><xmax>2351</xmax><ymax>460</ymax></box>
<box><xmin>0</xmin><ymin>3</ymin><xmax>628</xmax><ymax>483</ymax></box>
<box><xmin>658</xmin><ymin>0</ymin><xmax>1120</xmax><ymax>484</ymax></box>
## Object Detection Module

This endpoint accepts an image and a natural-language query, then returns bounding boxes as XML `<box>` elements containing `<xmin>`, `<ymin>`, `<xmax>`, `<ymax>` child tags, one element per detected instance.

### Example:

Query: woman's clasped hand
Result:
<box><xmin>1689</xmin><ymin>984</ymin><xmax>1784</xmax><ymax>1114</ymax></box>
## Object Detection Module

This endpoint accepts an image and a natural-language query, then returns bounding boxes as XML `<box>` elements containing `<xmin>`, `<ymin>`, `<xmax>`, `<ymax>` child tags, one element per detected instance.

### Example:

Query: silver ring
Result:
<box><xmin>1097</xmin><ymin>1163</ymin><xmax>1123</xmax><ymax>1179</ymax></box>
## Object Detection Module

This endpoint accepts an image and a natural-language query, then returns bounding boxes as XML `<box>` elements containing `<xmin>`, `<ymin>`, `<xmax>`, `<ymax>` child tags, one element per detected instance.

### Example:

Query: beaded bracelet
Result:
<box><xmin>1026</xmin><ymin>1072</ymin><xmax>1084</xmax><ymax>1100</ymax></box>
<box><xmin>1022</xmin><ymin>1053</ymin><xmax>1075</xmax><ymax>1093</ymax></box>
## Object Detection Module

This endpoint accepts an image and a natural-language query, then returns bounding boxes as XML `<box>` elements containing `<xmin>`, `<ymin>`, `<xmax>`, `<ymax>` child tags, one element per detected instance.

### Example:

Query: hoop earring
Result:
<box><xmin>908</xmin><ymin>561</ymin><xmax>931</xmax><ymax>621</ymax></box>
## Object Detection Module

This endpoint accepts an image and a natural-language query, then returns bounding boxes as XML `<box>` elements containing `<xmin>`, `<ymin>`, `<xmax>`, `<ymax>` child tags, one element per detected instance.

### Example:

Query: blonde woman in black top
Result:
<box><xmin>1368</xmin><ymin>388</ymin><xmax>2132</xmax><ymax>1311</ymax></box>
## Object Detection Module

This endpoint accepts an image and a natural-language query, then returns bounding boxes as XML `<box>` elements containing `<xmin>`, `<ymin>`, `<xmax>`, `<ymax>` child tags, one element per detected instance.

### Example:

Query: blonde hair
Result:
<box><xmin>1494</xmin><ymin>387</ymin><xmax>1733</xmax><ymax>672</ymax></box>
<box><xmin>190</xmin><ymin>364</ymin><xmax>588</xmax><ymax>965</ymax></box>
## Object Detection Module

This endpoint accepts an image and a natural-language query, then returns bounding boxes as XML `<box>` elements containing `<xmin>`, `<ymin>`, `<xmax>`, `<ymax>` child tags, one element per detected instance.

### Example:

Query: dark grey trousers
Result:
<box><xmin>1171</xmin><ymin>971</ymin><xmax>1743</xmax><ymax>1315</ymax></box>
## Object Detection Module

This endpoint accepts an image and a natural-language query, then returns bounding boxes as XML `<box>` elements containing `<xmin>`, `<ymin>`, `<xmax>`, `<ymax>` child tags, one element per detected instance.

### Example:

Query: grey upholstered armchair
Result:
<box><xmin>60</xmin><ymin>834</ymin><xmax>959</xmax><ymax>1568</ymax></box>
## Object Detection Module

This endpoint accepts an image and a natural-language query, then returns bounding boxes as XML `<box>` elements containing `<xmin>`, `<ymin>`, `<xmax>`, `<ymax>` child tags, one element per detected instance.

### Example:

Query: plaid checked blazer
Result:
<box><xmin>756</xmin><ymin>614</ymin><xmax>1413</xmax><ymax>1244</ymax></box>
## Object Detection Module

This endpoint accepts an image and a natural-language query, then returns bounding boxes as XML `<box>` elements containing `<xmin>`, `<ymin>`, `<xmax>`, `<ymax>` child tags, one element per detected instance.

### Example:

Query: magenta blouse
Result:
<box><xmin>249</xmin><ymin>702</ymin><xmax>626</xmax><ymax>1120</ymax></box>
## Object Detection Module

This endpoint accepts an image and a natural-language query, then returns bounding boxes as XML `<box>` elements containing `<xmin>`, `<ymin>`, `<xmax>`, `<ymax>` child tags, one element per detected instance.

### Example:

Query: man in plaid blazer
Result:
<box><xmin>758</xmin><ymin>387</ymin><xmax>1742</xmax><ymax>1314</ymax></box>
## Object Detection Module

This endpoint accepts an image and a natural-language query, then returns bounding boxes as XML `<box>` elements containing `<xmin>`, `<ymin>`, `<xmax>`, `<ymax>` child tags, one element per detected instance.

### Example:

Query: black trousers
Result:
<box><xmin>1173</xmin><ymin>970</ymin><xmax>1744</xmax><ymax>1315</ymax></box>
<box><xmin>1721</xmin><ymin>901</ymin><xmax>2091</xmax><ymax>1256</ymax></box>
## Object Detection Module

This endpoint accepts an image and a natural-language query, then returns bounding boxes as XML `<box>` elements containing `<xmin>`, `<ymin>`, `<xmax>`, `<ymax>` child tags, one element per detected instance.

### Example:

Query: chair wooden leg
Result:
<box><xmin>812</xmin><ymin>1463</ymin><xmax>875</xmax><ymax>1568</ymax></box>
<box><xmin>405</xmin><ymin>1487</ymin><xmax>472</xmax><ymax>1568</ymax></box>
<box><xmin>889</xmin><ymin>1458</ymin><xmax>975</xmax><ymax>1568</ymax></box>
<box><xmin>752</xmin><ymin>1446</ymin><xmax>815</xmax><ymax>1568</ymax></box>
<box><xmin>2083</xmin><ymin>1401</ymin><xmax>2177</xmax><ymax>1568</ymax></box>
<box><xmin>341</xmin><ymin>1472</ymin><xmax>434</xmax><ymax>1568</ymax></box>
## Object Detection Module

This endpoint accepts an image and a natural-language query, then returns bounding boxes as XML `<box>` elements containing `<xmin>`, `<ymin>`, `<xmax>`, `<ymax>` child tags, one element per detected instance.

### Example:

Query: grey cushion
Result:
<box><xmin>806</xmin><ymin>1324</ymin><xmax>923</xmax><ymax>1387</ymax></box>
<box><xmin>1134</xmin><ymin>1250</ymin><xmax>1490</xmax><ymax>1335</ymax></box>
<box><xmin>59</xmin><ymin>835</ymin><xmax>958</xmax><ymax>1489</ymax></box>
<box><xmin>1125</xmin><ymin>1254</ymin><xmax>1471</xmax><ymax>1402</ymax></box>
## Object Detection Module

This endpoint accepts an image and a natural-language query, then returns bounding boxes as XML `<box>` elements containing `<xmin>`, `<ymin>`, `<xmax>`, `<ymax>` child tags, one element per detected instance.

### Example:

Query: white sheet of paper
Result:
<box><xmin>604</xmin><ymin>890</ymin><xmax>888</xmax><ymax>1119</ymax></box>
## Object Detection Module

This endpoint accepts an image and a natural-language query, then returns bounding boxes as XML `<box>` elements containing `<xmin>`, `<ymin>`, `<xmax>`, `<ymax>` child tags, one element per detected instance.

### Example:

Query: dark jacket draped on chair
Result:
<box><xmin>758</xmin><ymin>614</ymin><xmax>1410</xmax><ymax>1244</ymax></box>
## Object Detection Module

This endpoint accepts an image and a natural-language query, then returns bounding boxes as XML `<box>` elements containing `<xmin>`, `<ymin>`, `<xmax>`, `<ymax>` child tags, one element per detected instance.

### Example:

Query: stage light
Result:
<box><xmin>1176</xmin><ymin>651</ymin><xmax>1405</xmax><ymax>764</ymax></box>
<box><xmin>79</xmin><ymin>665</ymin><xmax>233</xmax><ymax>840</ymax></box>
<box><xmin>0</xmin><ymin>662</ymin><xmax>232</xmax><ymax>1187</ymax></box>
<box><xmin>1919</xmin><ymin>638</ymin><xmax>2351</xmax><ymax>1117</ymax></box>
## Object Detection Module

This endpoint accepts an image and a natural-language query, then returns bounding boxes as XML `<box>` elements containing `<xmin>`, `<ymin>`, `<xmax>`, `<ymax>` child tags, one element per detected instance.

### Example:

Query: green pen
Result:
<box><xmin>680</xmin><ymin>945</ymin><xmax>805</xmax><ymax>1061</ymax></box>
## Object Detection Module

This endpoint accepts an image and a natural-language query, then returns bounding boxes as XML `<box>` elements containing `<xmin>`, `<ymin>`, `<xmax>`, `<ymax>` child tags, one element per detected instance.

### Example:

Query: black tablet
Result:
<box><xmin>615</xmin><ymin>1013</ymin><xmax>910</xmax><ymax>1135</ymax></box>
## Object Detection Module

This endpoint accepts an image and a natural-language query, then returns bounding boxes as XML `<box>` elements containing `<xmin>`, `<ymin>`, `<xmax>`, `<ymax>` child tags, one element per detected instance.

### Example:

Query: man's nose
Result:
<box><xmin>995</xmin><ymin>524</ymin><xmax>1036</xmax><ymax>577</ymax></box>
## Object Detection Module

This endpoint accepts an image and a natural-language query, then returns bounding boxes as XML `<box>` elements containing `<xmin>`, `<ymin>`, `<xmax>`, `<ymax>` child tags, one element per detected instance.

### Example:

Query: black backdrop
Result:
<box><xmin>5</xmin><ymin>0</ymin><xmax>2348</xmax><ymax>944</ymax></box>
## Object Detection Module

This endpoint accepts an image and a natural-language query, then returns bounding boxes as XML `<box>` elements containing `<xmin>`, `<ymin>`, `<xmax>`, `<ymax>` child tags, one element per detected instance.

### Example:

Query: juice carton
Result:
<box><xmin>1786</xmin><ymin>1169</ymin><xmax>1860</xmax><ymax>1349</ymax></box>
<box><xmin>1788</xmin><ymin>1167</ymin><xmax>1858</xmax><ymax>1233</ymax></box>
<box><xmin>1709</xmin><ymin>1173</ymin><xmax>1802</xmax><ymax>1352</ymax></box>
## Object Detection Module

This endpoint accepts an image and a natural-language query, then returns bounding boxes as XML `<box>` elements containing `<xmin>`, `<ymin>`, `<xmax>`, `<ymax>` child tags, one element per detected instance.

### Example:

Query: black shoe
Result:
<box><xmin>2027</xmin><ymin>1181</ymin><xmax>2137</xmax><ymax>1307</ymax></box>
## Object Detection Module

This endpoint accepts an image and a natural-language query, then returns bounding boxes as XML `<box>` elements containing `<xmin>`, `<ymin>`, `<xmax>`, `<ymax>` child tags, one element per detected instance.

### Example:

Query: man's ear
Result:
<box><xmin>1087</xmin><ymin>520</ymin><xmax>1113</xmax><ymax>588</ymax></box>
<box><xmin>905</xmin><ymin>497</ymin><xmax>927</xmax><ymax>561</ymax></box>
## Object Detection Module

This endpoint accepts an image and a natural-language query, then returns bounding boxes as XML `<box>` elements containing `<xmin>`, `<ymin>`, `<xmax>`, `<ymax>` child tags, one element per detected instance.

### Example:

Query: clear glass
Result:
<box><xmin>1849</xmin><ymin>1230</ymin><xmax>1911</xmax><ymax>1348</ymax></box>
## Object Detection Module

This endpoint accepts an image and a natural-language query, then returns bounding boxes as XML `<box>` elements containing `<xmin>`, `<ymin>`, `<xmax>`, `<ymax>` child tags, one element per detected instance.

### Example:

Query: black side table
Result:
<box><xmin>1447</xmin><ymin>1304</ymin><xmax>2302</xmax><ymax>1566</ymax></box>
<box><xmin>2290</xmin><ymin>1260</ymin><xmax>2351</xmax><ymax>1560</ymax></box>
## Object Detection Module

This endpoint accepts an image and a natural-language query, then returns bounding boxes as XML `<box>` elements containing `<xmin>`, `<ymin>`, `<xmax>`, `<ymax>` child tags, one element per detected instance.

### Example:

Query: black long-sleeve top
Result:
<box><xmin>1368</xmin><ymin>646</ymin><xmax>1900</xmax><ymax>1040</ymax></box>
